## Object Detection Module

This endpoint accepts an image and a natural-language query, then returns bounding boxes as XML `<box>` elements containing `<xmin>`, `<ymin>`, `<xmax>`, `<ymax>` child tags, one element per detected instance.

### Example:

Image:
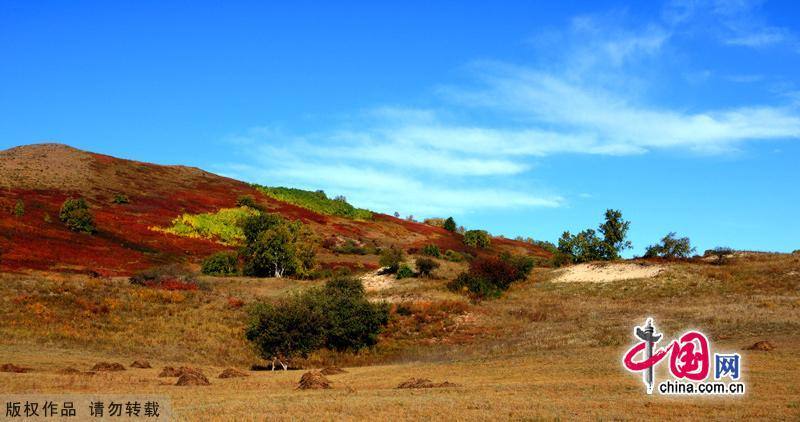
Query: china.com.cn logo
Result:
<box><xmin>622</xmin><ymin>318</ymin><xmax>745</xmax><ymax>395</ymax></box>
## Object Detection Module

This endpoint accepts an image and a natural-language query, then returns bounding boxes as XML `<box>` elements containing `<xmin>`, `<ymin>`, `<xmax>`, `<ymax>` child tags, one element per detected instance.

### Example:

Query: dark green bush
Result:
<box><xmin>112</xmin><ymin>194</ymin><xmax>130</xmax><ymax>204</ymax></box>
<box><xmin>415</xmin><ymin>257</ymin><xmax>440</xmax><ymax>277</ymax></box>
<box><xmin>421</xmin><ymin>244</ymin><xmax>441</xmax><ymax>258</ymax></box>
<box><xmin>59</xmin><ymin>198</ymin><xmax>95</xmax><ymax>233</ymax></box>
<box><xmin>236</xmin><ymin>195</ymin><xmax>263</xmax><ymax>211</ymax></box>
<box><xmin>201</xmin><ymin>251</ymin><xmax>239</xmax><ymax>275</ymax></box>
<box><xmin>444</xmin><ymin>249</ymin><xmax>465</xmax><ymax>262</ymax></box>
<box><xmin>396</xmin><ymin>264</ymin><xmax>414</xmax><ymax>279</ymax></box>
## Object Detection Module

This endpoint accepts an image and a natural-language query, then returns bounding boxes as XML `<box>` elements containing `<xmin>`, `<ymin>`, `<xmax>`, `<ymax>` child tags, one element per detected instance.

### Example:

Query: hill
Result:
<box><xmin>0</xmin><ymin>143</ymin><xmax>549</xmax><ymax>275</ymax></box>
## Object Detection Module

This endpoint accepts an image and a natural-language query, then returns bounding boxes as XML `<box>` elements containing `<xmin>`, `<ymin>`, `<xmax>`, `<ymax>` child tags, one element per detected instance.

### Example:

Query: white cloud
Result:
<box><xmin>223</xmin><ymin>4</ymin><xmax>800</xmax><ymax>218</ymax></box>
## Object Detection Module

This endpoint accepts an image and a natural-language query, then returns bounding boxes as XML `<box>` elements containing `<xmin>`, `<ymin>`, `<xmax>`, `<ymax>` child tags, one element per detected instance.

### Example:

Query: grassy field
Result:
<box><xmin>1</xmin><ymin>254</ymin><xmax>799</xmax><ymax>420</ymax></box>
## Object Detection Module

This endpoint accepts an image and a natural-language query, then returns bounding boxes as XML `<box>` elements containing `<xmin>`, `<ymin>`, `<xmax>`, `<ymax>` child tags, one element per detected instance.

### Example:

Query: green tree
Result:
<box><xmin>598</xmin><ymin>209</ymin><xmax>632</xmax><ymax>259</ymax></box>
<box><xmin>644</xmin><ymin>232</ymin><xmax>695</xmax><ymax>259</ymax></box>
<box><xmin>558</xmin><ymin>229</ymin><xmax>607</xmax><ymax>263</ymax></box>
<box><xmin>245</xmin><ymin>277</ymin><xmax>388</xmax><ymax>369</ymax></box>
<box><xmin>396</xmin><ymin>264</ymin><xmax>414</xmax><ymax>279</ymax></box>
<box><xmin>240</xmin><ymin>215</ymin><xmax>316</xmax><ymax>278</ymax></box>
<box><xmin>59</xmin><ymin>198</ymin><xmax>95</xmax><ymax>233</ymax></box>
<box><xmin>443</xmin><ymin>217</ymin><xmax>457</xmax><ymax>232</ymax></box>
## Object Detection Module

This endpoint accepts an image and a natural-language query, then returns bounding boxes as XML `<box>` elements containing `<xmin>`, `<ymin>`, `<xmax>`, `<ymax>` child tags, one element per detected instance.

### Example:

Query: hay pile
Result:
<box><xmin>159</xmin><ymin>366</ymin><xmax>205</xmax><ymax>377</ymax></box>
<box><xmin>745</xmin><ymin>340</ymin><xmax>775</xmax><ymax>351</ymax></box>
<box><xmin>218</xmin><ymin>368</ymin><xmax>249</xmax><ymax>378</ymax></box>
<box><xmin>175</xmin><ymin>373</ymin><xmax>211</xmax><ymax>386</ymax></box>
<box><xmin>396</xmin><ymin>378</ymin><xmax>459</xmax><ymax>389</ymax></box>
<box><xmin>59</xmin><ymin>367</ymin><xmax>94</xmax><ymax>376</ymax></box>
<box><xmin>130</xmin><ymin>360</ymin><xmax>152</xmax><ymax>368</ymax></box>
<box><xmin>1</xmin><ymin>363</ymin><xmax>31</xmax><ymax>373</ymax></box>
<box><xmin>320</xmin><ymin>366</ymin><xmax>347</xmax><ymax>375</ymax></box>
<box><xmin>297</xmin><ymin>371</ymin><xmax>331</xmax><ymax>390</ymax></box>
<box><xmin>91</xmin><ymin>362</ymin><xmax>126</xmax><ymax>371</ymax></box>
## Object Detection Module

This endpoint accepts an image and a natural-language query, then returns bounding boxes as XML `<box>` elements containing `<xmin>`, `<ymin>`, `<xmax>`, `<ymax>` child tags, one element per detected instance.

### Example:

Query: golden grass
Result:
<box><xmin>1</xmin><ymin>254</ymin><xmax>799</xmax><ymax>420</ymax></box>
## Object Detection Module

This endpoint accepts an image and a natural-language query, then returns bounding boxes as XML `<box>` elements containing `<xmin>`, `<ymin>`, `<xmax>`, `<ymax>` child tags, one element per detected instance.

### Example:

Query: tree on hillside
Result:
<box><xmin>443</xmin><ymin>217</ymin><xmax>457</xmax><ymax>232</ymax></box>
<box><xmin>598</xmin><ymin>209</ymin><xmax>632</xmax><ymax>259</ymax></box>
<box><xmin>558</xmin><ymin>229</ymin><xmax>607</xmax><ymax>263</ymax></box>
<box><xmin>644</xmin><ymin>232</ymin><xmax>695</xmax><ymax>259</ymax></box>
<box><xmin>59</xmin><ymin>198</ymin><xmax>95</xmax><ymax>233</ymax></box>
<box><xmin>240</xmin><ymin>214</ymin><xmax>317</xmax><ymax>278</ymax></box>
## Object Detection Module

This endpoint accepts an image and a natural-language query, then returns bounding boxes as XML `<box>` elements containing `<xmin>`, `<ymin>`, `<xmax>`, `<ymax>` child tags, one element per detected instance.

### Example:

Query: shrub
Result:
<box><xmin>415</xmin><ymin>257</ymin><xmax>440</xmax><ymax>277</ymax></box>
<box><xmin>201</xmin><ymin>251</ymin><xmax>239</xmax><ymax>275</ymax></box>
<box><xmin>463</xmin><ymin>230</ymin><xmax>491</xmax><ymax>248</ymax></box>
<box><xmin>396</xmin><ymin>264</ymin><xmax>414</xmax><ymax>279</ymax></box>
<box><xmin>112</xmin><ymin>194</ymin><xmax>130</xmax><ymax>204</ymax></box>
<box><xmin>236</xmin><ymin>195</ymin><xmax>263</xmax><ymax>211</ymax></box>
<box><xmin>423</xmin><ymin>217</ymin><xmax>445</xmax><ymax>227</ymax></box>
<box><xmin>245</xmin><ymin>277</ymin><xmax>389</xmax><ymax>368</ymax></box>
<box><xmin>443</xmin><ymin>217</ymin><xmax>457</xmax><ymax>232</ymax></box>
<box><xmin>500</xmin><ymin>252</ymin><xmax>535</xmax><ymax>280</ymax></box>
<box><xmin>13</xmin><ymin>200</ymin><xmax>24</xmax><ymax>217</ymax></box>
<box><xmin>59</xmin><ymin>198</ymin><xmax>95</xmax><ymax>233</ymax></box>
<box><xmin>443</xmin><ymin>249</ymin><xmax>465</xmax><ymax>262</ymax></box>
<box><xmin>705</xmin><ymin>247</ymin><xmax>735</xmax><ymax>265</ymax></box>
<box><xmin>129</xmin><ymin>264</ymin><xmax>198</xmax><ymax>289</ymax></box>
<box><xmin>379</xmin><ymin>246</ymin><xmax>405</xmax><ymax>273</ymax></box>
<box><xmin>333</xmin><ymin>239</ymin><xmax>367</xmax><ymax>255</ymax></box>
<box><xmin>448</xmin><ymin>255</ymin><xmax>529</xmax><ymax>300</ymax></box>
<box><xmin>421</xmin><ymin>244</ymin><xmax>441</xmax><ymax>258</ymax></box>
<box><xmin>644</xmin><ymin>232</ymin><xmax>695</xmax><ymax>259</ymax></box>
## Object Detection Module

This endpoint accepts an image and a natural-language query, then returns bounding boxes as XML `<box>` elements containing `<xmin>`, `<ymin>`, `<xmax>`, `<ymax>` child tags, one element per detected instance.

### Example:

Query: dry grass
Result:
<box><xmin>1</xmin><ymin>254</ymin><xmax>799</xmax><ymax>420</ymax></box>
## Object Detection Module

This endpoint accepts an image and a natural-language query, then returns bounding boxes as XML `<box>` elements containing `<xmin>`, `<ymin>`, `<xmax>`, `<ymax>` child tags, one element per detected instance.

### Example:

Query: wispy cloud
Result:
<box><xmin>222</xmin><ymin>3</ymin><xmax>800</xmax><ymax>218</ymax></box>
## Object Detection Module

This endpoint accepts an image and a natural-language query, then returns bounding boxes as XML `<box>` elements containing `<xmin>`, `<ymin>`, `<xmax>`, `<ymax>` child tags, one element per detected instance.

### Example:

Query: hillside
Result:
<box><xmin>0</xmin><ymin>143</ymin><xmax>549</xmax><ymax>275</ymax></box>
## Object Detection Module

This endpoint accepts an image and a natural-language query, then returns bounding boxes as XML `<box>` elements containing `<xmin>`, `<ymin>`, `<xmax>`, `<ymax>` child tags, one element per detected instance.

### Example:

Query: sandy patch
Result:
<box><xmin>552</xmin><ymin>262</ymin><xmax>664</xmax><ymax>283</ymax></box>
<box><xmin>360</xmin><ymin>270</ymin><xmax>395</xmax><ymax>292</ymax></box>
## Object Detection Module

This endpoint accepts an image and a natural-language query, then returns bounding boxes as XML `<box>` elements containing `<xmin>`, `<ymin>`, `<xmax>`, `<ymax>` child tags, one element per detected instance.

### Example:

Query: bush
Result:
<box><xmin>13</xmin><ymin>200</ymin><xmax>24</xmax><ymax>217</ymax></box>
<box><xmin>421</xmin><ymin>244</ymin><xmax>441</xmax><ymax>258</ymax></box>
<box><xmin>155</xmin><ymin>207</ymin><xmax>259</xmax><ymax>245</ymax></box>
<box><xmin>500</xmin><ymin>252</ymin><xmax>535</xmax><ymax>280</ymax></box>
<box><xmin>333</xmin><ymin>239</ymin><xmax>367</xmax><ymax>255</ymax></box>
<box><xmin>59</xmin><ymin>198</ymin><xmax>95</xmax><ymax>233</ymax></box>
<box><xmin>379</xmin><ymin>246</ymin><xmax>405</xmax><ymax>273</ymax></box>
<box><xmin>415</xmin><ymin>257</ymin><xmax>440</xmax><ymax>277</ymax></box>
<box><xmin>644</xmin><ymin>232</ymin><xmax>695</xmax><ymax>259</ymax></box>
<box><xmin>245</xmin><ymin>277</ymin><xmax>389</xmax><ymax>368</ymax></box>
<box><xmin>112</xmin><ymin>194</ymin><xmax>130</xmax><ymax>204</ymax></box>
<box><xmin>705</xmin><ymin>247</ymin><xmax>735</xmax><ymax>265</ymax></box>
<box><xmin>443</xmin><ymin>249</ymin><xmax>465</xmax><ymax>262</ymax></box>
<box><xmin>558</xmin><ymin>229</ymin><xmax>607</xmax><ymax>263</ymax></box>
<box><xmin>236</xmin><ymin>195</ymin><xmax>263</xmax><ymax>211</ymax></box>
<box><xmin>129</xmin><ymin>264</ymin><xmax>198</xmax><ymax>289</ymax></box>
<box><xmin>463</xmin><ymin>230</ymin><xmax>491</xmax><ymax>248</ymax></box>
<box><xmin>443</xmin><ymin>217</ymin><xmax>457</xmax><ymax>232</ymax></box>
<box><xmin>396</xmin><ymin>264</ymin><xmax>414</xmax><ymax>279</ymax></box>
<box><xmin>448</xmin><ymin>255</ymin><xmax>528</xmax><ymax>300</ymax></box>
<box><xmin>201</xmin><ymin>251</ymin><xmax>239</xmax><ymax>275</ymax></box>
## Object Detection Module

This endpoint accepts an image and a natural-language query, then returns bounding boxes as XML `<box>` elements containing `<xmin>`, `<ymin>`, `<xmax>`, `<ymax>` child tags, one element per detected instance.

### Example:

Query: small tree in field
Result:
<box><xmin>59</xmin><ymin>198</ymin><xmax>95</xmax><ymax>233</ymax></box>
<box><xmin>201</xmin><ymin>251</ymin><xmax>239</xmax><ymax>275</ymax></box>
<box><xmin>13</xmin><ymin>200</ymin><xmax>24</xmax><ymax>217</ymax></box>
<box><xmin>598</xmin><ymin>209</ymin><xmax>632</xmax><ymax>259</ymax></box>
<box><xmin>240</xmin><ymin>214</ymin><xmax>316</xmax><ymax>278</ymax></box>
<box><xmin>644</xmin><ymin>232</ymin><xmax>695</xmax><ymax>259</ymax></box>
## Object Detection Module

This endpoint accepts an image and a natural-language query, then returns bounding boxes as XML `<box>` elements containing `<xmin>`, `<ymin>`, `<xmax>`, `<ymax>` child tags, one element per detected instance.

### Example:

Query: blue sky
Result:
<box><xmin>2</xmin><ymin>0</ymin><xmax>799</xmax><ymax>255</ymax></box>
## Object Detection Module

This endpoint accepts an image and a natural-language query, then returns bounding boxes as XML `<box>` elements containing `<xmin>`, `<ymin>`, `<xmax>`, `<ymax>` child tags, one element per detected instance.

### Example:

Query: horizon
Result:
<box><xmin>2</xmin><ymin>1</ymin><xmax>799</xmax><ymax>255</ymax></box>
